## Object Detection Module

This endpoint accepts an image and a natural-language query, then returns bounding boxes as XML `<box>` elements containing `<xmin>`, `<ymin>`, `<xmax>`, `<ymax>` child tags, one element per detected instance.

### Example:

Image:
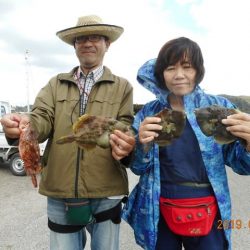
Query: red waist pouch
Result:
<box><xmin>159</xmin><ymin>196</ymin><xmax>218</xmax><ymax>236</ymax></box>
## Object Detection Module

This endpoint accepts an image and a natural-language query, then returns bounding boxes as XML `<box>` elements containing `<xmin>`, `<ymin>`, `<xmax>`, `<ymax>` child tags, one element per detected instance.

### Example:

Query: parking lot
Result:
<box><xmin>0</xmin><ymin>163</ymin><xmax>249</xmax><ymax>250</ymax></box>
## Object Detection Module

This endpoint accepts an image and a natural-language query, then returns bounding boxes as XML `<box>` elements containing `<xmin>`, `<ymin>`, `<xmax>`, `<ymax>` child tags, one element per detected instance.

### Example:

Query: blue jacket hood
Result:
<box><xmin>137</xmin><ymin>58</ymin><xmax>202</xmax><ymax>105</ymax></box>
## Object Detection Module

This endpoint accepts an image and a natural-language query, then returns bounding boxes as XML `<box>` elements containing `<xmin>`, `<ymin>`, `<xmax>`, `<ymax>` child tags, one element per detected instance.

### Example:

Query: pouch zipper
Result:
<box><xmin>162</xmin><ymin>201</ymin><xmax>213</xmax><ymax>215</ymax></box>
<box><xmin>65</xmin><ymin>200</ymin><xmax>90</xmax><ymax>211</ymax></box>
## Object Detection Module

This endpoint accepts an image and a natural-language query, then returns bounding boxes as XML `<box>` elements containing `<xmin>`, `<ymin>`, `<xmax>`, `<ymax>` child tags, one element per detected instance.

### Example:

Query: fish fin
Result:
<box><xmin>72</xmin><ymin>114</ymin><xmax>92</xmax><ymax>133</ymax></box>
<box><xmin>96</xmin><ymin>132</ymin><xmax>110</xmax><ymax>149</ymax></box>
<box><xmin>214</xmin><ymin>135</ymin><xmax>236</xmax><ymax>144</ymax></box>
<box><xmin>155</xmin><ymin>140</ymin><xmax>172</xmax><ymax>147</ymax></box>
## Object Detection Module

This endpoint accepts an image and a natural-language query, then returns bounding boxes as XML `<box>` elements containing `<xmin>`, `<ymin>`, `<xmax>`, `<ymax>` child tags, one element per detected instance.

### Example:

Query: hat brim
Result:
<box><xmin>56</xmin><ymin>24</ymin><xmax>124</xmax><ymax>45</ymax></box>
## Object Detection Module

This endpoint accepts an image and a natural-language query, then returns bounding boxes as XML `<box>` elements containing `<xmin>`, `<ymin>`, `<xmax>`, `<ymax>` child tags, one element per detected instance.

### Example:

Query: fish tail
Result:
<box><xmin>31</xmin><ymin>175</ymin><xmax>38</xmax><ymax>188</ymax></box>
<box><xmin>56</xmin><ymin>135</ymin><xmax>75</xmax><ymax>144</ymax></box>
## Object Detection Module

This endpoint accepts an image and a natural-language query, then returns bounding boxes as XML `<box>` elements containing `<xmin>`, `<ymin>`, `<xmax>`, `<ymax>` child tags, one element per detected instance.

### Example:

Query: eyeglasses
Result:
<box><xmin>75</xmin><ymin>35</ymin><xmax>105</xmax><ymax>44</ymax></box>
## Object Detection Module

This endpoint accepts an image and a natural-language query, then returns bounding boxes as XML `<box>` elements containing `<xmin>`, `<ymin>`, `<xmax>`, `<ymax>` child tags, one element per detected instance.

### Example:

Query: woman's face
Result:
<box><xmin>163</xmin><ymin>59</ymin><xmax>197</xmax><ymax>96</ymax></box>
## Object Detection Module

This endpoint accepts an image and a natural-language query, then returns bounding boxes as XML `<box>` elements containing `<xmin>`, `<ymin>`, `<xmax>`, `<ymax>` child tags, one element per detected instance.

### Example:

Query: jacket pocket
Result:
<box><xmin>87</xmin><ymin>95</ymin><xmax>121</xmax><ymax>117</ymax></box>
<box><xmin>55</xmin><ymin>90</ymin><xmax>80</xmax><ymax>126</ymax></box>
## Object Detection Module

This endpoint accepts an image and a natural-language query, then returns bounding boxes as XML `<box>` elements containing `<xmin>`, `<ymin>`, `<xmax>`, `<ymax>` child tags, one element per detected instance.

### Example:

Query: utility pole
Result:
<box><xmin>25</xmin><ymin>50</ymin><xmax>30</xmax><ymax>112</ymax></box>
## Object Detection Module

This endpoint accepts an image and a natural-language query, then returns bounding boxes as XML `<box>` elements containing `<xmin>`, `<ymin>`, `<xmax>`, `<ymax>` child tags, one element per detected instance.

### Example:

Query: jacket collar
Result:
<box><xmin>58</xmin><ymin>66</ymin><xmax>116</xmax><ymax>84</ymax></box>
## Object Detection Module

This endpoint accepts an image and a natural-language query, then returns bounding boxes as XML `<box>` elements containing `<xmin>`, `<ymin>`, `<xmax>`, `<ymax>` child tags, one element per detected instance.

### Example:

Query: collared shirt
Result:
<box><xmin>74</xmin><ymin>65</ymin><xmax>104</xmax><ymax>114</ymax></box>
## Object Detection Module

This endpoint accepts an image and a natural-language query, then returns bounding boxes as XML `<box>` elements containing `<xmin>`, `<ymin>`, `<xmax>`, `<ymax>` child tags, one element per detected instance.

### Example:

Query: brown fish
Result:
<box><xmin>56</xmin><ymin>114</ymin><xmax>132</xmax><ymax>149</ymax></box>
<box><xmin>141</xmin><ymin>108</ymin><xmax>186</xmax><ymax>153</ymax></box>
<box><xmin>194</xmin><ymin>105</ymin><xmax>240</xmax><ymax>144</ymax></box>
<box><xmin>153</xmin><ymin>108</ymin><xmax>186</xmax><ymax>146</ymax></box>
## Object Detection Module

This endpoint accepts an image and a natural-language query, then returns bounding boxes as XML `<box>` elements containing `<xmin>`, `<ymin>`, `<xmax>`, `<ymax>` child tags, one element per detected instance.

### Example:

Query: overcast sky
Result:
<box><xmin>0</xmin><ymin>0</ymin><xmax>249</xmax><ymax>106</ymax></box>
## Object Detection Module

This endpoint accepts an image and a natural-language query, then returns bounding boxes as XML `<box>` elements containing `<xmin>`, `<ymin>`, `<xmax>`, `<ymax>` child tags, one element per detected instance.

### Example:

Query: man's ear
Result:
<box><xmin>105</xmin><ymin>40</ymin><xmax>111</xmax><ymax>51</ymax></box>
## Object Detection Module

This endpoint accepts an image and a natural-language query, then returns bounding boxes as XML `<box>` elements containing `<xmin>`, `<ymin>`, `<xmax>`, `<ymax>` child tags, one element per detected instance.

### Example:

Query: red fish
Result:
<box><xmin>19</xmin><ymin>123</ymin><xmax>41</xmax><ymax>187</ymax></box>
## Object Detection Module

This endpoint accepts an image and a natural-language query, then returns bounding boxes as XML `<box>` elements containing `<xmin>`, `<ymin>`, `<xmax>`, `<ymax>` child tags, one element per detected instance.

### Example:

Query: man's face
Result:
<box><xmin>74</xmin><ymin>35</ymin><xmax>110</xmax><ymax>72</ymax></box>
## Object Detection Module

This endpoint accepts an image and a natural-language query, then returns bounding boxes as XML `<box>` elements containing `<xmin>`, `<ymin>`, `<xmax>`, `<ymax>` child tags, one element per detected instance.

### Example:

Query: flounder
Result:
<box><xmin>56</xmin><ymin>114</ymin><xmax>132</xmax><ymax>149</ymax></box>
<box><xmin>194</xmin><ymin>105</ymin><xmax>239</xmax><ymax>144</ymax></box>
<box><xmin>153</xmin><ymin>108</ymin><xmax>186</xmax><ymax>146</ymax></box>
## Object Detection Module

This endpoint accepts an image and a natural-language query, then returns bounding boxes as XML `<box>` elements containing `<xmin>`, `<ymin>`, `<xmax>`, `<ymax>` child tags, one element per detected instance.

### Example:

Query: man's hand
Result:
<box><xmin>0</xmin><ymin>113</ymin><xmax>29</xmax><ymax>139</ymax></box>
<box><xmin>110</xmin><ymin>130</ymin><xmax>135</xmax><ymax>161</ymax></box>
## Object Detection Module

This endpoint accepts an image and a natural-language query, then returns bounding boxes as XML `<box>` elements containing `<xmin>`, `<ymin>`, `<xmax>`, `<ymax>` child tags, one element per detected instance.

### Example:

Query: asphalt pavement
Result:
<box><xmin>0</xmin><ymin>163</ymin><xmax>249</xmax><ymax>250</ymax></box>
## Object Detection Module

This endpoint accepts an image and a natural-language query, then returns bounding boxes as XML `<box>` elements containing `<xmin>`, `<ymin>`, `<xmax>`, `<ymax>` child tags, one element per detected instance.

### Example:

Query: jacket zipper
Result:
<box><xmin>75</xmin><ymin>147</ymin><xmax>81</xmax><ymax>197</ymax></box>
<box><xmin>74</xmin><ymin>72</ymin><xmax>89</xmax><ymax>197</ymax></box>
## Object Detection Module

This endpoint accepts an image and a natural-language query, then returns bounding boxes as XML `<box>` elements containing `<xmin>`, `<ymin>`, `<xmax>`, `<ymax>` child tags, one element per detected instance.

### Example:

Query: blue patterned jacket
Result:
<box><xmin>122</xmin><ymin>59</ymin><xmax>250</xmax><ymax>250</ymax></box>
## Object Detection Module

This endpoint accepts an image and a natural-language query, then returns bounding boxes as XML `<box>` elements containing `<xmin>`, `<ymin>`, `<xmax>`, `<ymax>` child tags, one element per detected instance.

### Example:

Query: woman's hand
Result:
<box><xmin>139</xmin><ymin>117</ymin><xmax>162</xmax><ymax>144</ymax></box>
<box><xmin>222</xmin><ymin>112</ymin><xmax>250</xmax><ymax>151</ymax></box>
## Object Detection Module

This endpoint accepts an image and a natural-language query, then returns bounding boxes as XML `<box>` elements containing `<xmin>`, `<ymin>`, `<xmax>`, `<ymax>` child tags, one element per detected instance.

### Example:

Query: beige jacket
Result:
<box><xmin>30</xmin><ymin>66</ymin><xmax>133</xmax><ymax>198</ymax></box>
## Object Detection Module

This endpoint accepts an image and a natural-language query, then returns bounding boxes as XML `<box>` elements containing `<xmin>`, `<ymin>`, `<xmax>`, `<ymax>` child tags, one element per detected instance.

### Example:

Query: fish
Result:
<box><xmin>56</xmin><ymin>114</ymin><xmax>132</xmax><ymax>149</ymax></box>
<box><xmin>194</xmin><ymin>105</ymin><xmax>240</xmax><ymax>144</ymax></box>
<box><xmin>153</xmin><ymin>108</ymin><xmax>186</xmax><ymax>146</ymax></box>
<box><xmin>142</xmin><ymin>108</ymin><xmax>186</xmax><ymax>152</ymax></box>
<box><xmin>19</xmin><ymin>123</ymin><xmax>41</xmax><ymax>187</ymax></box>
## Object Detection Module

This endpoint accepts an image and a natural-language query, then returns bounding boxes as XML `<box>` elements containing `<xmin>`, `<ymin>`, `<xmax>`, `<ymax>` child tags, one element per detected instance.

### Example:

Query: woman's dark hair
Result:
<box><xmin>154</xmin><ymin>37</ymin><xmax>205</xmax><ymax>89</ymax></box>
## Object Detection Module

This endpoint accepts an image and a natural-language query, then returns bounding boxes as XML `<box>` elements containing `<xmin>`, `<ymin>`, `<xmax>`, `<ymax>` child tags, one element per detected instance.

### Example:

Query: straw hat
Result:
<box><xmin>56</xmin><ymin>15</ymin><xmax>124</xmax><ymax>45</ymax></box>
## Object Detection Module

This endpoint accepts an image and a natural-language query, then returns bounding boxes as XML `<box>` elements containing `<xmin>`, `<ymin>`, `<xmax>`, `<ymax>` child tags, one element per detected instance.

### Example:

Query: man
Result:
<box><xmin>1</xmin><ymin>15</ymin><xmax>135</xmax><ymax>250</ymax></box>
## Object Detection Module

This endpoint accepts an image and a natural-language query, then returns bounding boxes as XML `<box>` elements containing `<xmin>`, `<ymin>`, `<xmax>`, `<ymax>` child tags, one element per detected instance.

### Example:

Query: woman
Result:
<box><xmin>122</xmin><ymin>37</ymin><xmax>250</xmax><ymax>250</ymax></box>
